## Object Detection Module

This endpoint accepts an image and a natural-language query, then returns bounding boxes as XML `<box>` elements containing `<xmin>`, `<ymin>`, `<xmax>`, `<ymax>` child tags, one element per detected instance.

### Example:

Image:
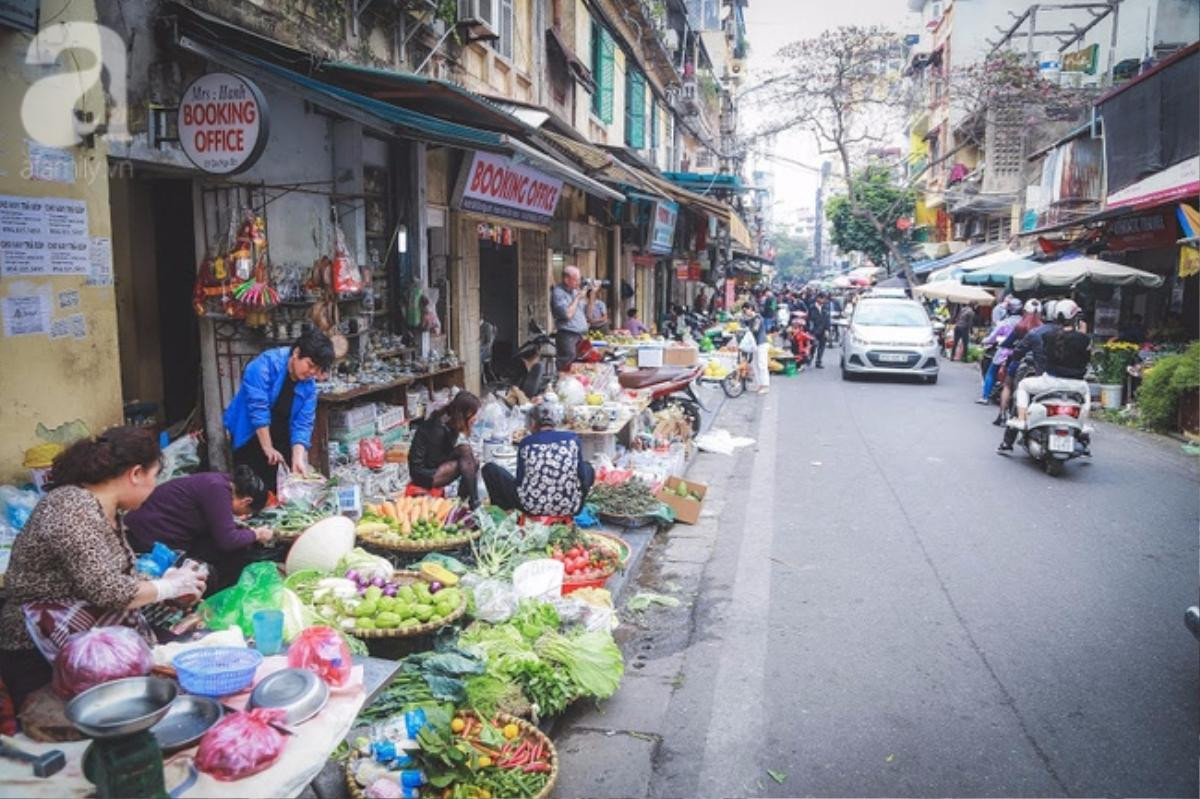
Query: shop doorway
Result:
<box><xmin>479</xmin><ymin>237</ymin><xmax>518</xmax><ymax>381</ymax></box>
<box><xmin>110</xmin><ymin>175</ymin><xmax>201</xmax><ymax>430</ymax></box>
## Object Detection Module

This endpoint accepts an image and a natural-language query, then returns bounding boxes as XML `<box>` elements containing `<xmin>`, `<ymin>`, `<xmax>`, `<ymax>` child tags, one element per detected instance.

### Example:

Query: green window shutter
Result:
<box><xmin>625</xmin><ymin>69</ymin><xmax>645</xmax><ymax>149</ymax></box>
<box><xmin>592</xmin><ymin>25</ymin><xmax>614</xmax><ymax>124</ymax></box>
<box><xmin>650</xmin><ymin>99</ymin><xmax>658</xmax><ymax>150</ymax></box>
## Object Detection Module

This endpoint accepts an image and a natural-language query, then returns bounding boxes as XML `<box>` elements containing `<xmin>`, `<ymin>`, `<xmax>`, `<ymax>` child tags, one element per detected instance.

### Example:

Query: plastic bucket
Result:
<box><xmin>1099</xmin><ymin>384</ymin><xmax>1124</xmax><ymax>410</ymax></box>
<box><xmin>783</xmin><ymin>361</ymin><xmax>798</xmax><ymax>377</ymax></box>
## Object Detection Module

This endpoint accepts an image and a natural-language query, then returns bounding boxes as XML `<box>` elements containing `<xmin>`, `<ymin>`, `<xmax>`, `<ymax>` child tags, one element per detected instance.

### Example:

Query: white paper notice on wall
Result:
<box><xmin>87</xmin><ymin>236</ymin><xmax>112</xmax><ymax>286</ymax></box>
<box><xmin>26</xmin><ymin>141</ymin><xmax>78</xmax><ymax>184</ymax></box>
<box><xmin>68</xmin><ymin>313</ymin><xmax>87</xmax><ymax>339</ymax></box>
<box><xmin>0</xmin><ymin>194</ymin><xmax>90</xmax><ymax>276</ymax></box>
<box><xmin>50</xmin><ymin>317</ymin><xmax>71</xmax><ymax>339</ymax></box>
<box><xmin>2</xmin><ymin>294</ymin><xmax>50</xmax><ymax>337</ymax></box>
<box><xmin>58</xmin><ymin>289</ymin><xmax>80</xmax><ymax>310</ymax></box>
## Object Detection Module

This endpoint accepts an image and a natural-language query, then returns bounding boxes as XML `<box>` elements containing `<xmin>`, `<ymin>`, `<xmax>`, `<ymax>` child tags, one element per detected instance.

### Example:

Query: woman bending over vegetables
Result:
<box><xmin>407</xmin><ymin>391</ymin><xmax>481</xmax><ymax>507</ymax></box>
<box><xmin>0</xmin><ymin>428</ymin><xmax>206</xmax><ymax>710</ymax></box>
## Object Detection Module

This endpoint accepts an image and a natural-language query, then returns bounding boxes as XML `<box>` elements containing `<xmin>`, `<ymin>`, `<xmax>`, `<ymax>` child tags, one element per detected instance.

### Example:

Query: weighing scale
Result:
<box><xmin>83</xmin><ymin>730</ymin><xmax>168</xmax><ymax>799</ymax></box>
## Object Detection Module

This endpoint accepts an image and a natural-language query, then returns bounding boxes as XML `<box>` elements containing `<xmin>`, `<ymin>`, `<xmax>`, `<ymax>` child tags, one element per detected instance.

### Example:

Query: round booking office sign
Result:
<box><xmin>177</xmin><ymin>72</ymin><xmax>270</xmax><ymax>175</ymax></box>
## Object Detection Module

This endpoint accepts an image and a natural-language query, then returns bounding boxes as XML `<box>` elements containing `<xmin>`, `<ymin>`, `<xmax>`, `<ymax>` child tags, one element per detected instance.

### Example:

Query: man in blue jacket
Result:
<box><xmin>223</xmin><ymin>329</ymin><xmax>334</xmax><ymax>491</ymax></box>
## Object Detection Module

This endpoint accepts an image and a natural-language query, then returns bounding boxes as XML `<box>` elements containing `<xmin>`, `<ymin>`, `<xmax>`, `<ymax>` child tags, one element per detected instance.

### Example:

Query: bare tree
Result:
<box><xmin>740</xmin><ymin>27</ymin><xmax>1097</xmax><ymax>283</ymax></box>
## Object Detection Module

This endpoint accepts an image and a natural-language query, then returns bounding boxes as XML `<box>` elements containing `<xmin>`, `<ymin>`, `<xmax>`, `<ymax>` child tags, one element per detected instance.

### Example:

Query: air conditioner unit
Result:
<box><xmin>457</xmin><ymin>0</ymin><xmax>497</xmax><ymax>34</ymax></box>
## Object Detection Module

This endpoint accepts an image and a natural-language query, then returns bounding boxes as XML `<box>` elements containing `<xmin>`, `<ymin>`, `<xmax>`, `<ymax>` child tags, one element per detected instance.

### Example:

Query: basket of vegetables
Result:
<box><xmin>249</xmin><ymin>503</ymin><xmax>336</xmax><ymax>541</ymax></box>
<box><xmin>546</xmin><ymin>528</ymin><xmax>625</xmax><ymax>593</ymax></box>
<box><xmin>308</xmin><ymin>558</ymin><xmax>467</xmax><ymax>638</ymax></box>
<box><xmin>587</xmin><ymin>478</ymin><xmax>664</xmax><ymax>527</ymax></box>
<box><xmin>357</xmin><ymin>495</ymin><xmax>480</xmax><ymax>553</ymax></box>
<box><xmin>344</xmin><ymin>712</ymin><xmax>557</xmax><ymax>799</ymax></box>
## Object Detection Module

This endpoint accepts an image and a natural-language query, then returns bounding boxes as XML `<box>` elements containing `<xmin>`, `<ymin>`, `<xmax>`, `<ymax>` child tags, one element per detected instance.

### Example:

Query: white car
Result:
<box><xmin>840</xmin><ymin>297</ymin><xmax>942</xmax><ymax>384</ymax></box>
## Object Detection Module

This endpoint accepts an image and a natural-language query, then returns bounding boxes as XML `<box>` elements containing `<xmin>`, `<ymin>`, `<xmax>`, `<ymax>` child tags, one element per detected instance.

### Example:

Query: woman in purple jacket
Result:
<box><xmin>124</xmin><ymin>467</ymin><xmax>272</xmax><ymax>593</ymax></box>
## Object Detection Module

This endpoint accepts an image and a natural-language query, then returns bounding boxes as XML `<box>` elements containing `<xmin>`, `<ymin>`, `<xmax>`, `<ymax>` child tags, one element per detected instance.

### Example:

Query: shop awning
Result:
<box><xmin>912</xmin><ymin>242</ymin><xmax>999</xmax><ymax>275</ymax></box>
<box><xmin>661</xmin><ymin>172</ymin><xmax>744</xmax><ymax>194</ymax></box>
<box><xmin>729</xmin><ymin>213</ymin><xmax>754</xmax><ymax>251</ymax></box>
<box><xmin>174</xmin><ymin>37</ymin><xmax>506</xmax><ymax>152</ymax></box>
<box><xmin>1010</xmin><ymin>257</ymin><xmax>1165</xmax><ymax>292</ymax></box>
<box><xmin>498</xmin><ymin>136</ymin><xmax>623</xmax><ymax>202</ymax></box>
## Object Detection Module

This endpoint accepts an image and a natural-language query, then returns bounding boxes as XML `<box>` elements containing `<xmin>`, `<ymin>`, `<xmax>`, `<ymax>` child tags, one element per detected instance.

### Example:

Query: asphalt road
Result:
<box><xmin>641</xmin><ymin>357</ymin><xmax>1200</xmax><ymax>798</ymax></box>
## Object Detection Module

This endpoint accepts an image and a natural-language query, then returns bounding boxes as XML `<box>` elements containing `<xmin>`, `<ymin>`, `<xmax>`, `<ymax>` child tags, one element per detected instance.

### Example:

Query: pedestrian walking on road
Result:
<box><xmin>808</xmin><ymin>293</ymin><xmax>832</xmax><ymax>368</ymax></box>
<box><xmin>953</xmin><ymin>302</ymin><xmax>977</xmax><ymax>361</ymax></box>
<box><xmin>742</xmin><ymin>303</ymin><xmax>770</xmax><ymax>395</ymax></box>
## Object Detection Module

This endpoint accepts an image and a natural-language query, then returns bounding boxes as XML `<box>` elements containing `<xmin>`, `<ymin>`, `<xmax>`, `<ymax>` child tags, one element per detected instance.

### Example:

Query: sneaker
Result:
<box><xmin>991</xmin><ymin>415</ymin><xmax>1005</xmax><ymax>427</ymax></box>
<box><xmin>975</xmin><ymin>398</ymin><xmax>989</xmax><ymax>405</ymax></box>
<box><xmin>815</xmin><ymin>363</ymin><xmax>824</xmax><ymax>369</ymax></box>
<box><xmin>997</xmin><ymin>442</ymin><xmax>1014</xmax><ymax>453</ymax></box>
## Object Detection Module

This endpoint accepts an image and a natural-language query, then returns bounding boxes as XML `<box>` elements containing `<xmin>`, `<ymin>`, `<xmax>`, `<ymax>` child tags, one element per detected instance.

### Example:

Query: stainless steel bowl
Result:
<box><xmin>150</xmin><ymin>694</ymin><xmax>222</xmax><ymax>752</ymax></box>
<box><xmin>66</xmin><ymin>676</ymin><xmax>178</xmax><ymax>738</ymax></box>
<box><xmin>248</xmin><ymin>668</ymin><xmax>329</xmax><ymax>724</ymax></box>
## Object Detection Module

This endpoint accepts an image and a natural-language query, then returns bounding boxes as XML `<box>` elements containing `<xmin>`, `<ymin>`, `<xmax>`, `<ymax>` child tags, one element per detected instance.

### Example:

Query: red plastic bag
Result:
<box><xmin>287</xmin><ymin>626</ymin><xmax>351</xmax><ymax>687</ymax></box>
<box><xmin>331</xmin><ymin>224</ymin><xmax>362</xmax><ymax>294</ymax></box>
<box><xmin>51</xmin><ymin>626</ymin><xmax>153</xmax><ymax>699</ymax></box>
<box><xmin>195</xmin><ymin>708</ymin><xmax>286</xmax><ymax>781</ymax></box>
<box><xmin>358</xmin><ymin>437</ymin><xmax>384</xmax><ymax>470</ymax></box>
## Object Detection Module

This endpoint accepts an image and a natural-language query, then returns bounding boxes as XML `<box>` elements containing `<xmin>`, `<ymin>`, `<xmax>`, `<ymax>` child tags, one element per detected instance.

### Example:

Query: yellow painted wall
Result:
<box><xmin>0</xmin><ymin>1</ymin><xmax>122</xmax><ymax>482</ymax></box>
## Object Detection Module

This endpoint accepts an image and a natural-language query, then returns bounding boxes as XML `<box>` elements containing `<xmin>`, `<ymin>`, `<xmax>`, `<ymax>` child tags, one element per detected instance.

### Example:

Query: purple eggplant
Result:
<box><xmin>345</xmin><ymin>569</ymin><xmax>361</xmax><ymax>583</ymax></box>
<box><xmin>429</xmin><ymin>581</ymin><xmax>443</xmax><ymax>593</ymax></box>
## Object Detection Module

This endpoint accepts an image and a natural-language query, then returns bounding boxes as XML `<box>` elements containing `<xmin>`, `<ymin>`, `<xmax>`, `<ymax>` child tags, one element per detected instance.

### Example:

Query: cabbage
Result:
<box><xmin>336</xmin><ymin>548</ymin><xmax>392</xmax><ymax>580</ymax></box>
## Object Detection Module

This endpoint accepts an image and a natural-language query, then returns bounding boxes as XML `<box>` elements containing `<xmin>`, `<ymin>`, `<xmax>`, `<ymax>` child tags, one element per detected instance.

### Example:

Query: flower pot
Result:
<box><xmin>1099</xmin><ymin>383</ymin><xmax>1124</xmax><ymax>409</ymax></box>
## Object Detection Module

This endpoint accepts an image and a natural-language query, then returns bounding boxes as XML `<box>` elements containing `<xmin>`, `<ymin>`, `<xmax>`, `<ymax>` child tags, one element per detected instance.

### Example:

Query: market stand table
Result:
<box><xmin>0</xmin><ymin>654</ymin><xmax>401</xmax><ymax>799</ymax></box>
<box><xmin>312</xmin><ymin>364</ymin><xmax>465</xmax><ymax>473</ymax></box>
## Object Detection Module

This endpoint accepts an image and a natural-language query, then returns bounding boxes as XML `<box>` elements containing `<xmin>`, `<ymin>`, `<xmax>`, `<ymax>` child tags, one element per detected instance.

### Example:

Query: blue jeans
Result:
<box><xmin>982</xmin><ymin>360</ymin><xmax>1001</xmax><ymax>400</ymax></box>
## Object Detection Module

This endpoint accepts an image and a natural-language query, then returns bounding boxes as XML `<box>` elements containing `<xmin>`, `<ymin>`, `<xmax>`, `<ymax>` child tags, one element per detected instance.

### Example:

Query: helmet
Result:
<box><xmin>1053</xmin><ymin>298</ymin><xmax>1081</xmax><ymax>322</ymax></box>
<box><xmin>1042</xmin><ymin>300</ymin><xmax>1057</xmax><ymax>321</ymax></box>
<box><xmin>1024</xmin><ymin>299</ymin><xmax>1042</xmax><ymax>315</ymax></box>
<box><xmin>1005</xmin><ymin>296</ymin><xmax>1023</xmax><ymax>312</ymax></box>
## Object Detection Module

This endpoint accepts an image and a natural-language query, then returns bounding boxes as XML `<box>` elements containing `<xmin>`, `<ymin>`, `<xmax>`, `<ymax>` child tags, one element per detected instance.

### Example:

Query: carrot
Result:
<box><xmin>380</xmin><ymin>501</ymin><xmax>397</xmax><ymax>521</ymax></box>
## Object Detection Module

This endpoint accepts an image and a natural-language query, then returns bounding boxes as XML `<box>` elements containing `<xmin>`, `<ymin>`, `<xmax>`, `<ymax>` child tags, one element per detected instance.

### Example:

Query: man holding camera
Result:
<box><xmin>551</xmin><ymin>265</ymin><xmax>588</xmax><ymax>371</ymax></box>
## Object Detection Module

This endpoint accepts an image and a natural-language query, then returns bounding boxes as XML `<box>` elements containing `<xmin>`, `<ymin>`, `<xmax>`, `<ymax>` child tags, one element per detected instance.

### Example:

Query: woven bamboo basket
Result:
<box><xmin>343</xmin><ymin>712</ymin><xmax>558</xmax><ymax>799</ymax></box>
<box><xmin>345</xmin><ymin>570</ymin><xmax>468</xmax><ymax>639</ymax></box>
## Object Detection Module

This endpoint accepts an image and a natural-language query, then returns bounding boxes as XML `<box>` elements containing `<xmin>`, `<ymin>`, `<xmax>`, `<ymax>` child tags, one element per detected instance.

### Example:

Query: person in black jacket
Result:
<box><xmin>808</xmin><ymin>294</ymin><xmax>832</xmax><ymax>368</ymax></box>
<box><xmin>408</xmin><ymin>391</ymin><xmax>481</xmax><ymax>506</ymax></box>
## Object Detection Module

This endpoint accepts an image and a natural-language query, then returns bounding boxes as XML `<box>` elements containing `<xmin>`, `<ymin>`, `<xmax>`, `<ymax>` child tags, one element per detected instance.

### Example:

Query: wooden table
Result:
<box><xmin>313</xmin><ymin>365</ymin><xmax>465</xmax><ymax>473</ymax></box>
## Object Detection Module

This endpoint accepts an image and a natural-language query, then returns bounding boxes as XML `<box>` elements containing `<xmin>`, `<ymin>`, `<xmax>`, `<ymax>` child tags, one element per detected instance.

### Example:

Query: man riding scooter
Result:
<box><xmin>998</xmin><ymin>299</ymin><xmax>1092</xmax><ymax>454</ymax></box>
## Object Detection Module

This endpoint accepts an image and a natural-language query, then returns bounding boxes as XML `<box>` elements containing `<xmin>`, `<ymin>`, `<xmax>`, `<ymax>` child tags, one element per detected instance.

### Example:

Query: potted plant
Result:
<box><xmin>1091</xmin><ymin>341</ymin><xmax>1140</xmax><ymax>409</ymax></box>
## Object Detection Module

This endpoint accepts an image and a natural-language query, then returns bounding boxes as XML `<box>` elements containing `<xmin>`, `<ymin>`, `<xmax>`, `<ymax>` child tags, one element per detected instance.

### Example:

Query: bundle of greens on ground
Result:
<box><xmin>587</xmin><ymin>478</ymin><xmax>660</xmax><ymax>516</ymax></box>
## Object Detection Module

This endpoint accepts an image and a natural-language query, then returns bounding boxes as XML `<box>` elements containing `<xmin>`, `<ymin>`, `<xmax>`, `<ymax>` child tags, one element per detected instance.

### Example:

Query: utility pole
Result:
<box><xmin>813</xmin><ymin>160</ymin><xmax>831</xmax><ymax>269</ymax></box>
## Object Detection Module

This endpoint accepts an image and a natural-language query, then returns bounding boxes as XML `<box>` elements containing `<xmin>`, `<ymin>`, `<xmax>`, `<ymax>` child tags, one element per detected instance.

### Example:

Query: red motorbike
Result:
<box><xmin>618</xmin><ymin>365</ymin><xmax>705</xmax><ymax>435</ymax></box>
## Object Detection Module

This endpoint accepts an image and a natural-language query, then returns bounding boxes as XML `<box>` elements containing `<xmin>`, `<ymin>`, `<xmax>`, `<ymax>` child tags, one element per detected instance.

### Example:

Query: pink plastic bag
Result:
<box><xmin>51</xmin><ymin>626</ymin><xmax>153</xmax><ymax>699</ymax></box>
<box><xmin>359</xmin><ymin>438</ymin><xmax>384</xmax><ymax>470</ymax></box>
<box><xmin>287</xmin><ymin>626</ymin><xmax>351</xmax><ymax>687</ymax></box>
<box><xmin>195</xmin><ymin>708</ymin><xmax>286</xmax><ymax>781</ymax></box>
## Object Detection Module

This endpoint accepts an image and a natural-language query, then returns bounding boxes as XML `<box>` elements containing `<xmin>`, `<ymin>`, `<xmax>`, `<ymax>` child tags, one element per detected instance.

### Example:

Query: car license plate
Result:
<box><xmin>878</xmin><ymin>353</ymin><xmax>908</xmax><ymax>363</ymax></box>
<box><xmin>1048</xmin><ymin>433</ymin><xmax>1073</xmax><ymax>453</ymax></box>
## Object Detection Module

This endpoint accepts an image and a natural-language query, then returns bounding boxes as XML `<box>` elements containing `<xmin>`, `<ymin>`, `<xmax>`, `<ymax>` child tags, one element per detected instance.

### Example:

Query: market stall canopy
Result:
<box><xmin>875</xmin><ymin>273</ymin><xmax>910</xmax><ymax>289</ymax></box>
<box><xmin>847</xmin><ymin>266</ymin><xmax>884</xmax><ymax>282</ymax></box>
<box><xmin>832</xmin><ymin>275</ymin><xmax>853</xmax><ymax>288</ymax></box>
<box><xmin>912</xmin><ymin>281</ymin><xmax>997</xmax><ymax>305</ymax></box>
<box><xmin>729</xmin><ymin>213</ymin><xmax>754</xmax><ymax>251</ymax></box>
<box><xmin>1011</xmin><ymin>257</ymin><xmax>1166</xmax><ymax>292</ymax></box>
<box><xmin>661</xmin><ymin>172</ymin><xmax>744</xmax><ymax>194</ymax></box>
<box><xmin>912</xmin><ymin>242</ymin><xmax>999</xmax><ymax>276</ymax></box>
<box><xmin>956</xmin><ymin>248</ymin><xmax>1034</xmax><ymax>274</ymax></box>
<box><xmin>961</xmin><ymin>257</ymin><xmax>1044</xmax><ymax>288</ymax></box>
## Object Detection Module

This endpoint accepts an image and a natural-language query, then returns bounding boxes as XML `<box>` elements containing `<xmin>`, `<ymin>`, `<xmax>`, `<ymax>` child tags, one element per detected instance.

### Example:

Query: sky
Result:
<box><xmin>741</xmin><ymin>0</ymin><xmax>916</xmax><ymax>232</ymax></box>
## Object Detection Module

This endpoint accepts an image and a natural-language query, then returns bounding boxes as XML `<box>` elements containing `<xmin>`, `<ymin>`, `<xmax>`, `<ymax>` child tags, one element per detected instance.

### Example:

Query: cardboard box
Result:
<box><xmin>655</xmin><ymin>476</ymin><xmax>708</xmax><ymax>524</ymax></box>
<box><xmin>637</xmin><ymin>346</ymin><xmax>664</xmax><ymax>368</ymax></box>
<box><xmin>663</xmin><ymin>345</ymin><xmax>699</xmax><ymax>367</ymax></box>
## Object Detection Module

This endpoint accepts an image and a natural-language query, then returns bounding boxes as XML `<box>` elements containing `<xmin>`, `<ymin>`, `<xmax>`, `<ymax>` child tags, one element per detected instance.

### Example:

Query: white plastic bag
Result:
<box><xmin>472</xmin><ymin>579</ymin><xmax>518</xmax><ymax>623</ymax></box>
<box><xmin>738</xmin><ymin>331</ymin><xmax>756</xmax><ymax>354</ymax></box>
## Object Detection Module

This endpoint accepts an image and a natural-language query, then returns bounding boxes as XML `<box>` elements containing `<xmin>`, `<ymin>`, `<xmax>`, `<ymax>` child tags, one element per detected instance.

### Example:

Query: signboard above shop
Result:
<box><xmin>647</xmin><ymin>199</ymin><xmax>678</xmax><ymax>255</ymax></box>
<box><xmin>454</xmin><ymin>151</ymin><xmax>564</xmax><ymax>224</ymax></box>
<box><xmin>177</xmin><ymin>72</ymin><xmax>269</xmax><ymax>175</ymax></box>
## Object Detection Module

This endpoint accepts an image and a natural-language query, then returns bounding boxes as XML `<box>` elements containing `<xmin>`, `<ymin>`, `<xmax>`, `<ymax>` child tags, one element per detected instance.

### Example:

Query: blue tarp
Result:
<box><xmin>911</xmin><ymin>243</ymin><xmax>997</xmax><ymax>275</ymax></box>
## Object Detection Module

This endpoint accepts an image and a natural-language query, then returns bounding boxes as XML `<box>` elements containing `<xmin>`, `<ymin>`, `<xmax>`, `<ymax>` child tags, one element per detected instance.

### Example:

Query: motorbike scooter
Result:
<box><xmin>1007</xmin><ymin>387</ymin><xmax>1090</xmax><ymax>476</ymax></box>
<box><xmin>618</xmin><ymin>364</ymin><xmax>705</xmax><ymax>434</ymax></box>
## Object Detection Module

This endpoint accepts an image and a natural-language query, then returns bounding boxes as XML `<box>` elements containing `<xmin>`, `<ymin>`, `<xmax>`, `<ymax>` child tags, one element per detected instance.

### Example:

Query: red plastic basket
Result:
<box><xmin>561</xmin><ymin>574</ymin><xmax>611</xmax><ymax>595</ymax></box>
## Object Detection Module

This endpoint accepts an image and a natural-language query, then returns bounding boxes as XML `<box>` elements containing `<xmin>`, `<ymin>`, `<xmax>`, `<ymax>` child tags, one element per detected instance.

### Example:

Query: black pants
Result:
<box><xmin>555</xmin><ymin>330</ymin><xmax>582</xmax><ymax>371</ymax></box>
<box><xmin>482</xmin><ymin>461</ymin><xmax>595</xmax><ymax>515</ymax></box>
<box><xmin>954</xmin><ymin>326</ymin><xmax>970</xmax><ymax>360</ymax></box>
<box><xmin>813</xmin><ymin>332</ymin><xmax>826</xmax><ymax>365</ymax></box>
<box><xmin>233</xmin><ymin>437</ymin><xmax>289</xmax><ymax>494</ymax></box>
<box><xmin>0</xmin><ymin>648</ymin><xmax>52</xmax><ymax>713</ymax></box>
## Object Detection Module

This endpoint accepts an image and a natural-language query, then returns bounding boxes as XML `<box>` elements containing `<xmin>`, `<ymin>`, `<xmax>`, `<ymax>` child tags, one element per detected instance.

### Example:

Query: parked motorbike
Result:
<box><xmin>1007</xmin><ymin>387</ymin><xmax>1090</xmax><ymax>476</ymax></box>
<box><xmin>618</xmin><ymin>364</ymin><xmax>705</xmax><ymax>434</ymax></box>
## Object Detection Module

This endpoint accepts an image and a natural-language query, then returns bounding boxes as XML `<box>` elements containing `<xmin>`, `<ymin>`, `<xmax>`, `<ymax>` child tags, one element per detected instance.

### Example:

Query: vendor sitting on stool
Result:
<box><xmin>223</xmin><ymin>328</ymin><xmax>334</xmax><ymax>494</ymax></box>
<box><xmin>482</xmin><ymin>404</ymin><xmax>595</xmax><ymax>518</ymax></box>
<box><xmin>0</xmin><ymin>428</ymin><xmax>205</xmax><ymax>710</ymax></box>
<box><xmin>124</xmin><ymin>467</ymin><xmax>273</xmax><ymax>594</ymax></box>
<box><xmin>408</xmin><ymin>391</ymin><xmax>481</xmax><ymax>507</ymax></box>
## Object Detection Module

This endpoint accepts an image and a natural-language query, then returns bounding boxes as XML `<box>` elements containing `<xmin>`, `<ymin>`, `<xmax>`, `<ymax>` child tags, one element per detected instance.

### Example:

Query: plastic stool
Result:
<box><xmin>404</xmin><ymin>485</ymin><xmax>445</xmax><ymax>498</ymax></box>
